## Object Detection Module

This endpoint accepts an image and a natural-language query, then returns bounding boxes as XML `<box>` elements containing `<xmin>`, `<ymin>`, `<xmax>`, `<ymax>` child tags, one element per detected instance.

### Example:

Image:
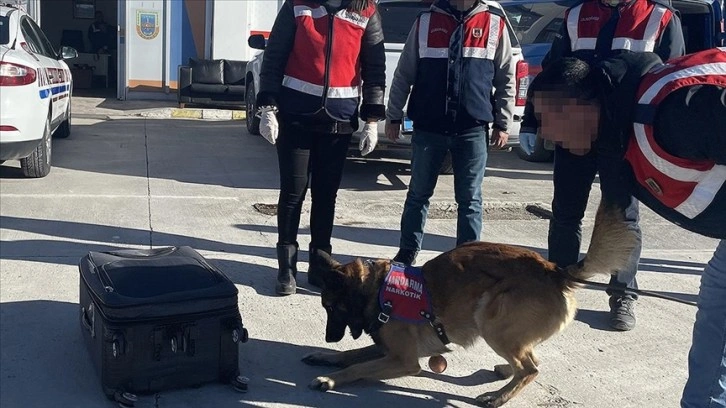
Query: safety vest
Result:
<box><xmin>566</xmin><ymin>0</ymin><xmax>674</xmax><ymax>53</ymax></box>
<box><xmin>407</xmin><ymin>2</ymin><xmax>505</xmax><ymax>129</ymax></box>
<box><xmin>280</xmin><ymin>0</ymin><xmax>376</xmax><ymax>121</ymax></box>
<box><xmin>625</xmin><ymin>47</ymin><xmax>726</xmax><ymax>220</ymax></box>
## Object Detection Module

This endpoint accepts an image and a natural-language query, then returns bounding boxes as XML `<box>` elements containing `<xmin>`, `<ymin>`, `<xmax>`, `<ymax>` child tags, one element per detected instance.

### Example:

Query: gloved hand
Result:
<box><xmin>257</xmin><ymin>106</ymin><xmax>279</xmax><ymax>145</ymax></box>
<box><xmin>519</xmin><ymin>132</ymin><xmax>537</xmax><ymax>156</ymax></box>
<box><xmin>359</xmin><ymin>122</ymin><xmax>378</xmax><ymax>156</ymax></box>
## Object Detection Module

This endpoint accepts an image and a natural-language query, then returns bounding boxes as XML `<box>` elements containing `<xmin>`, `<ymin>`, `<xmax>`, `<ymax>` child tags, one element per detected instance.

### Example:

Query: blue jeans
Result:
<box><xmin>682</xmin><ymin>240</ymin><xmax>726</xmax><ymax>408</ymax></box>
<box><xmin>399</xmin><ymin>127</ymin><xmax>488</xmax><ymax>252</ymax></box>
<box><xmin>548</xmin><ymin>146</ymin><xmax>642</xmax><ymax>297</ymax></box>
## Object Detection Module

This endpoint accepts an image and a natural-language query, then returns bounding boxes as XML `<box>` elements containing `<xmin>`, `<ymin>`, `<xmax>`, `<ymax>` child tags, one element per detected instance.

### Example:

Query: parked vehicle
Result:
<box><xmin>502</xmin><ymin>0</ymin><xmax>725</xmax><ymax>162</ymax></box>
<box><xmin>244</xmin><ymin>0</ymin><xmax>530</xmax><ymax>174</ymax></box>
<box><xmin>0</xmin><ymin>3</ymin><xmax>77</xmax><ymax>178</ymax></box>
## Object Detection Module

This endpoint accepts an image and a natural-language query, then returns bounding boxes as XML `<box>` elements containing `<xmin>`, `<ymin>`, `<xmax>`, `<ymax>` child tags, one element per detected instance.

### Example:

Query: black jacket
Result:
<box><xmin>256</xmin><ymin>0</ymin><xmax>386</xmax><ymax>130</ymax></box>
<box><xmin>521</xmin><ymin>0</ymin><xmax>686</xmax><ymax>134</ymax></box>
<box><xmin>594</xmin><ymin>52</ymin><xmax>726</xmax><ymax>238</ymax></box>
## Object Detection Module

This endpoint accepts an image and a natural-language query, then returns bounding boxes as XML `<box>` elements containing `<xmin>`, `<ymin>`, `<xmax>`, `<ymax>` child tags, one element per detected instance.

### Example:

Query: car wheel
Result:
<box><xmin>54</xmin><ymin>101</ymin><xmax>71</xmax><ymax>139</ymax></box>
<box><xmin>21</xmin><ymin>115</ymin><xmax>52</xmax><ymax>178</ymax></box>
<box><xmin>439</xmin><ymin>151</ymin><xmax>454</xmax><ymax>175</ymax></box>
<box><xmin>246</xmin><ymin>82</ymin><xmax>260</xmax><ymax>135</ymax></box>
<box><xmin>516</xmin><ymin>135</ymin><xmax>554</xmax><ymax>162</ymax></box>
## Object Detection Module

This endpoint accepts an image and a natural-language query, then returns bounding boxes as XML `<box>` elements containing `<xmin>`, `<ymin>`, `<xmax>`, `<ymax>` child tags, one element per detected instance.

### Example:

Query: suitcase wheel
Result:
<box><xmin>114</xmin><ymin>391</ymin><xmax>138</xmax><ymax>407</ymax></box>
<box><xmin>231</xmin><ymin>376</ymin><xmax>249</xmax><ymax>393</ymax></box>
<box><xmin>232</xmin><ymin>328</ymin><xmax>249</xmax><ymax>344</ymax></box>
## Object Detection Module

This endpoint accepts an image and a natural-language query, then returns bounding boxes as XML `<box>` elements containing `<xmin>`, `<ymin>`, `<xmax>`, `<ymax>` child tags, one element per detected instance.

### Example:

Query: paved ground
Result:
<box><xmin>0</xmin><ymin>98</ymin><xmax>719</xmax><ymax>408</ymax></box>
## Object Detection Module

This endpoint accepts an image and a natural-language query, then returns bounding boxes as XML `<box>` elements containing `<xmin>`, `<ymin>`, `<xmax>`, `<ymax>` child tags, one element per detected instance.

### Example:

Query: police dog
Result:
<box><xmin>301</xmin><ymin>203</ymin><xmax>639</xmax><ymax>407</ymax></box>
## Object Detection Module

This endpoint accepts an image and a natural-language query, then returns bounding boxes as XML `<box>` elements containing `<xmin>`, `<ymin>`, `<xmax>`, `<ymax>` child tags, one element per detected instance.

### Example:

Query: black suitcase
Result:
<box><xmin>78</xmin><ymin>246</ymin><xmax>249</xmax><ymax>407</ymax></box>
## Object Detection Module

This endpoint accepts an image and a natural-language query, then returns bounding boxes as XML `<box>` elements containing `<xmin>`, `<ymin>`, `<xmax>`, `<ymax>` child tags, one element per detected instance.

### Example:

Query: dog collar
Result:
<box><xmin>371</xmin><ymin>262</ymin><xmax>450</xmax><ymax>345</ymax></box>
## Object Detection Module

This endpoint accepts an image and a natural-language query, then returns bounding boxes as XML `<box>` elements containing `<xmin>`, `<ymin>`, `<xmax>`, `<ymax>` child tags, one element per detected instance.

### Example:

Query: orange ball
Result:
<box><xmin>428</xmin><ymin>355</ymin><xmax>447</xmax><ymax>373</ymax></box>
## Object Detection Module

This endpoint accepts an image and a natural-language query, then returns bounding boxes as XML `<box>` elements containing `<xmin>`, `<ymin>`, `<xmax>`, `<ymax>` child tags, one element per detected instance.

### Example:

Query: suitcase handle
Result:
<box><xmin>81</xmin><ymin>304</ymin><xmax>95</xmax><ymax>338</ymax></box>
<box><xmin>104</xmin><ymin>247</ymin><xmax>178</xmax><ymax>258</ymax></box>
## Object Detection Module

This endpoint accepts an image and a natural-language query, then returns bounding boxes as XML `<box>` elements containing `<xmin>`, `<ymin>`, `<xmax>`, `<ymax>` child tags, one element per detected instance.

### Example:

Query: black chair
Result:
<box><xmin>61</xmin><ymin>29</ymin><xmax>85</xmax><ymax>53</ymax></box>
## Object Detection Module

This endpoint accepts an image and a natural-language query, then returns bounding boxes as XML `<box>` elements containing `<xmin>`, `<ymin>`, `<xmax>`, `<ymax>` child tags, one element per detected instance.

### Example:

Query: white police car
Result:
<box><xmin>0</xmin><ymin>3</ymin><xmax>77</xmax><ymax>178</ymax></box>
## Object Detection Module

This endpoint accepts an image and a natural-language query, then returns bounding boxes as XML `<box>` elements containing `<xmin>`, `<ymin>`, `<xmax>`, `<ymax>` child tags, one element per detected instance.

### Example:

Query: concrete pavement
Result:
<box><xmin>0</xmin><ymin>100</ymin><xmax>719</xmax><ymax>408</ymax></box>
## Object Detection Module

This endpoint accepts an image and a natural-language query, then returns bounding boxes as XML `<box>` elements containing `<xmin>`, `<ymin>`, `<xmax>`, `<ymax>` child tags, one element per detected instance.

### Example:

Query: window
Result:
<box><xmin>0</xmin><ymin>16</ymin><xmax>9</xmax><ymax>45</ymax></box>
<box><xmin>28</xmin><ymin>18</ymin><xmax>57</xmax><ymax>58</ymax></box>
<box><xmin>503</xmin><ymin>2</ymin><xmax>568</xmax><ymax>45</ymax></box>
<box><xmin>20</xmin><ymin>19</ymin><xmax>44</xmax><ymax>55</ymax></box>
<box><xmin>378</xmin><ymin>2</ymin><xmax>427</xmax><ymax>44</ymax></box>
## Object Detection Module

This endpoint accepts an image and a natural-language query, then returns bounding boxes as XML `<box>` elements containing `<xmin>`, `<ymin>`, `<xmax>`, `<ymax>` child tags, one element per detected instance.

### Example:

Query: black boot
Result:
<box><xmin>393</xmin><ymin>248</ymin><xmax>418</xmax><ymax>266</ymax></box>
<box><xmin>308</xmin><ymin>245</ymin><xmax>332</xmax><ymax>289</ymax></box>
<box><xmin>276</xmin><ymin>243</ymin><xmax>298</xmax><ymax>296</ymax></box>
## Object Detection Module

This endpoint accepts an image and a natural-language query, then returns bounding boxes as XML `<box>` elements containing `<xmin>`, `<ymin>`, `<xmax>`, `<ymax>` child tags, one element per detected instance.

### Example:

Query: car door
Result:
<box><xmin>19</xmin><ymin>16</ymin><xmax>67</xmax><ymax>128</ymax></box>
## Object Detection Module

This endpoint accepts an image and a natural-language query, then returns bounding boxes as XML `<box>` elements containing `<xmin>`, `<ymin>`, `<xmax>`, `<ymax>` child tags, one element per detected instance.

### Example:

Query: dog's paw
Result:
<box><xmin>302</xmin><ymin>352</ymin><xmax>338</xmax><ymax>367</ymax></box>
<box><xmin>475</xmin><ymin>392</ymin><xmax>503</xmax><ymax>408</ymax></box>
<box><xmin>493</xmin><ymin>364</ymin><xmax>513</xmax><ymax>379</ymax></box>
<box><xmin>309</xmin><ymin>376</ymin><xmax>335</xmax><ymax>392</ymax></box>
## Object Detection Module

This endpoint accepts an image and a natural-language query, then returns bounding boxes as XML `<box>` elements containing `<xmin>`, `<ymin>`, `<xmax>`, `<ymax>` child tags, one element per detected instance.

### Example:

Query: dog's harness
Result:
<box><xmin>369</xmin><ymin>261</ymin><xmax>450</xmax><ymax>345</ymax></box>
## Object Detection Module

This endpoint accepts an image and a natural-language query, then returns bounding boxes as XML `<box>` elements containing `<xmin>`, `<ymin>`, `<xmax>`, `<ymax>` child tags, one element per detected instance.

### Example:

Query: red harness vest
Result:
<box><xmin>283</xmin><ymin>0</ymin><xmax>376</xmax><ymax>100</ymax></box>
<box><xmin>625</xmin><ymin>47</ymin><xmax>726</xmax><ymax>219</ymax></box>
<box><xmin>566</xmin><ymin>0</ymin><xmax>674</xmax><ymax>52</ymax></box>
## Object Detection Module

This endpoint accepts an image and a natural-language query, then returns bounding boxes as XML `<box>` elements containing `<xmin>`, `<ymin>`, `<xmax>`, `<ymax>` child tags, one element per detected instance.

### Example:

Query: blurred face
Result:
<box><xmin>534</xmin><ymin>93</ymin><xmax>600</xmax><ymax>155</ymax></box>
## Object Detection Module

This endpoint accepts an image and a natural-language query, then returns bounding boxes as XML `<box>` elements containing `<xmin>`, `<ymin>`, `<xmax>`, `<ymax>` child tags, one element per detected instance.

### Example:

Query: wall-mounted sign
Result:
<box><xmin>135</xmin><ymin>10</ymin><xmax>159</xmax><ymax>40</ymax></box>
<box><xmin>74</xmin><ymin>0</ymin><xmax>95</xmax><ymax>19</ymax></box>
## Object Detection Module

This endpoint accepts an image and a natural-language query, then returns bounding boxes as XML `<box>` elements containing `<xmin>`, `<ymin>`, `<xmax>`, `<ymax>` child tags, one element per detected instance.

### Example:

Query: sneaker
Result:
<box><xmin>609</xmin><ymin>295</ymin><xmax>636</xmax><ymax>331</ymax></box>
<box><xmin>393</xmin><ymin>249</ymin><xmax>418</xmax><ymax>266</ymax></box>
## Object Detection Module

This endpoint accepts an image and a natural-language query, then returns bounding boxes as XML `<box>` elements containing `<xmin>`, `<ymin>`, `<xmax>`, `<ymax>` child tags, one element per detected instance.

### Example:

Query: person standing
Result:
<box><xmin>256</xmin><ymin>0</ymin><xmax>386</xmax><ymax>295</ymax></box>
<box><xmin>519</xmin><ymin>0</ymin><xmax>686</xmax><ymax>331</ymax></box>
<box><xmin>526</xmin><ymin>46</ymin><xmax>726</xmax><ymax>408</ymax></box>
<box><xmin>385</xmin><ymin>0</ymin><xmax>516</xmax><ymax>265</ymax></box>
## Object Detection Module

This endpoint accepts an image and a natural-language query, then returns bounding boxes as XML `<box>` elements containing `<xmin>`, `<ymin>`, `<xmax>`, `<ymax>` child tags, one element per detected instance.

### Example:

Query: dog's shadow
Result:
<box><xmin>418</xmin><ymin>368</ymin><xmax>501</xmax><ymax>386</ymax></box>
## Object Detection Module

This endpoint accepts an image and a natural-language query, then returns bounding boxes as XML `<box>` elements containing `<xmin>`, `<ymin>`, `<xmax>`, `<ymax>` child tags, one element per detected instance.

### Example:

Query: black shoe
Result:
<box><xmin>393</xmin><ymin>249</ymin><xmax>418</xmax><ymax>266</ymax></box>
<box><xmin>308</xmin><ymin>245</ymin><xmax>332</xmax><ymax>289</ymax></box>
<box><xmin>276</xmin><ymin>243</ymin><xmax>298</xmax><ymax>296</ymax></box>
<box><xmin>609</xmin><ymin>295</ymin><xmax>636</xmax><ymax>331</ymax></box>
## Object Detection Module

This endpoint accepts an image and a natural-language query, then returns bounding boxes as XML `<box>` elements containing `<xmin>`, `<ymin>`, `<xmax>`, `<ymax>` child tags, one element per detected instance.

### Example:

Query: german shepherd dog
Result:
<box><xmin>301</xmin><ymin>203</ymin><xmax>639</xmax><ymax>407</ymax></box>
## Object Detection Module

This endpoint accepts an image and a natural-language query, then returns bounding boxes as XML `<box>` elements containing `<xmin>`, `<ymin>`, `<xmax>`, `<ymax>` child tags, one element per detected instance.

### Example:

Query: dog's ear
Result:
<box><xmin>318</xmin><ymin>251</ymin><xmax>341</xmax><ymax>268</ymax></box>
<box><xmin>321</xmin><ymin>267</ymin><xmax>347</xmax><ymax>289</ymax></box>
<box><xmin>349</xmin><ymin>258</ymin><xmax>372</xmax><ymax>282</ymax></box>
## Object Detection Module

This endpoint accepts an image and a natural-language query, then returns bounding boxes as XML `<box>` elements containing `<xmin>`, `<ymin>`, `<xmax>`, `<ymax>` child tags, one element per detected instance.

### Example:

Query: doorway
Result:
<box><xmin>40</xmin><ymin>0</ymin><xmax>119</xmax><ymax>97</ymax></box>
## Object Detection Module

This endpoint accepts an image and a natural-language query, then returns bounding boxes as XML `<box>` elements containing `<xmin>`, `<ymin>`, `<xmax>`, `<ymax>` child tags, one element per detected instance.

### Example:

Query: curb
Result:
<box><xmin>137</xmin><ymin>108</ymin><xmax>247</xmax><ymax>121</ymax></box>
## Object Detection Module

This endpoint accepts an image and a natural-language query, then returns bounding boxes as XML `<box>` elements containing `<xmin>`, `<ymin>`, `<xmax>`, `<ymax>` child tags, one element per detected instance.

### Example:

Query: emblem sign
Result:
<box><xmin>472</xmin><ymin>28</ymin><xmax>483</xmax><ymax>38</ymax></box>
<box><xmin>136</xmin><ymin>10</ymin><xmax>160</xmax><ymax>40</ymax></box>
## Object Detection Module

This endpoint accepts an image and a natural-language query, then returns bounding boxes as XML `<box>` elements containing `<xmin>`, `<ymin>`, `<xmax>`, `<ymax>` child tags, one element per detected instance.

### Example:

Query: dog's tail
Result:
<box><xmin>563</xmin><ymin>202</ymin><xmax>641</xmax><ymax>288</ymax></box>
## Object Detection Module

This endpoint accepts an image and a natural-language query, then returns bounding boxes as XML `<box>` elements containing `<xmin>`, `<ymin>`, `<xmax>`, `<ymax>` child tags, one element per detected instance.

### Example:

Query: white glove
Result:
<box><xmin>359</xmin><ymin>122</ymin><xmax>378</xmax><ymax>156</ymax></box>
<box><xmin>257</xmin><ymin>106</ymin><xmax>279</xmax><ymax>145</ymax></box>
<box><xmin>519</xmin><ymin>132</ymin><xmax>537</xmax><ymax>155</ymax></box>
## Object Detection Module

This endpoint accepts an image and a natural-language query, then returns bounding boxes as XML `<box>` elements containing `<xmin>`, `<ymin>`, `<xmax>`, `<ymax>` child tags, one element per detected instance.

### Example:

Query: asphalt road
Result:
<box><xmin>0</xmin><ymin>115</ymin><xmax>719</xmax><ymax>408</ymax></box>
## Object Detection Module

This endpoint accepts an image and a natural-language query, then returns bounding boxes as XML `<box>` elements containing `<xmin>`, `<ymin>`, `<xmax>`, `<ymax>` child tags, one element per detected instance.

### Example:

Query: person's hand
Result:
<box><xmin>257</xmin><ymin>106</ymin><xmax>279</xmax><ymax>145</ymax></box>
<box><xmin>385</xmin><ymin>120</ymin><xmax>401</xmax><ymax>142</ymax></box>
<box><xmin>491</xmin><ymin>129</ymin><xmax>509</xmax><ymax>149</ymax></box>
<box><xmin>518</xmin><ymin>132</ymin><xmax>537</xmax><ymax>155</ymax></box>
<box><xmin>359</xmin><ymin>122</ymin><xmax>378</xmax><ymax>156</ymax></box>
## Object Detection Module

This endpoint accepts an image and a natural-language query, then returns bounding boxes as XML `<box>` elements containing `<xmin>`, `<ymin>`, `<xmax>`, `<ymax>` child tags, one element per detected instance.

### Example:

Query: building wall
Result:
<box><xmin>125</xmin><ymin>0</ymin><xmax>205</xmax><ymax>95</ymax></box>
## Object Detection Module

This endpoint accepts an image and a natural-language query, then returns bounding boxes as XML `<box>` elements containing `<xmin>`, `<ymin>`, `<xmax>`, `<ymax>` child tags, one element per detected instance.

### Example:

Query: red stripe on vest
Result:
<box><xmin>575</xmin><ymin>1</ymin><xmax>612</xmax><ymax>38</ymax></box>
<box><xmin>462</xmin><ymin>12</ymin><xmax>492</xmax><ymax>48</ymax></box>
<box><xmin>425</xmin><ymin>12</ymin><xmax>458</xmax><ymax>48</ymax></box>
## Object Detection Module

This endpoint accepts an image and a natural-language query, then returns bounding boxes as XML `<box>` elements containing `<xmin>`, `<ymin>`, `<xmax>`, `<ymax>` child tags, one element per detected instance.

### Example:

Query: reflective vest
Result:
<box><xmin>625</xmin><ymin>47</ymin><xmax>726</xmax><ymax>220</ymax></box>
<box><xmin>407</xmin><ymin>2</ymin><xmax>505</xmax><ymax>128</ymax></box>
<box><xmin>280</xmin><ymin>0</ymin><xmax>376</xmax><ymax>121</ymax></box>
<box><xmin>566</xmin><ymin>0</ymin><xmax>674</xmax><ymax>53</ymax></box>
